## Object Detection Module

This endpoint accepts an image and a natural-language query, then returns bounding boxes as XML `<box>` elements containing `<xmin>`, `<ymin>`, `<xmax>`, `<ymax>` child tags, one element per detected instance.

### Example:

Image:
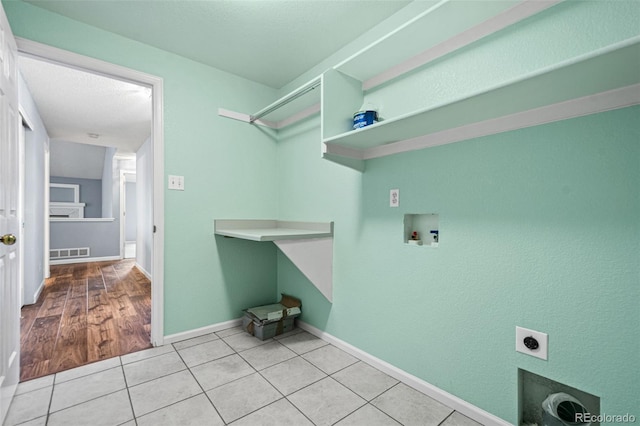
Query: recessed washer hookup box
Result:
<box><xmin>242</xmin><ymin>294</ymin><xmax>301</xmax><ymax>340</ymax></box>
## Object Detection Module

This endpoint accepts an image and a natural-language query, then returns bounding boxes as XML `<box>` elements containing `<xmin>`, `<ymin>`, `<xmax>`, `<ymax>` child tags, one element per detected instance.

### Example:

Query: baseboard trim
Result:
<box><xmin>31</xmin><ymin>279</ymin><xmax>45</xmax><ymax>305</ymax></box>
<box><xmin>297</xmin><ymin>320</ymin><xmax>510</xmax><ymax>426</ymax></box>
<box><xmin>135</xmin><ymin>263</ymin><xmax>152</xmax><ymax>280</ymax></box>
<box><xmin>160</xmin><ymin>317</ymin><xmax>509</xmax><ymax>425</ymax></box>
<box><xmin>163</xmin><ymin>318</ymin><xmax>243</xmax><ymax>345</ymax></box>
<box><xmin>50</xmin><ymin>255</ymin><xmax>121</xmax><ymax>265</ymax></box>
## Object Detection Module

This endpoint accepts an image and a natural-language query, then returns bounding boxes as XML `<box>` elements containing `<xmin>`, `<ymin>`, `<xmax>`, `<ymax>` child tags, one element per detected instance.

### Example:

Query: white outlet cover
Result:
<box><xmin>516</xmin><ymin>326</ymin><xmax>548</xmax><ymax>360</ymax></box>
<box><xmin>390</xmin><ymin>189</ymin><xmax>399</xmax><ymax>207</ymax></box>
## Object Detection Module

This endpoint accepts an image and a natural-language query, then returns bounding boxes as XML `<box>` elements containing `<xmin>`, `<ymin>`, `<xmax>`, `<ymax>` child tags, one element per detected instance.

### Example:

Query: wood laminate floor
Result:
<box><xmin>20</xmin><ymin>259</ymin><xmax>152</xmax><ymax>382</ymax></box>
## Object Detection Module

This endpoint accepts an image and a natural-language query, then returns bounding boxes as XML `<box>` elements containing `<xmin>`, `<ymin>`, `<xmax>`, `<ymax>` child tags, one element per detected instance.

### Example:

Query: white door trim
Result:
<box><xmin>16</xmin><ymin>37</ymin><xmax>166</xmax><ymax>346</ymax></box>
<box><xmin>119</xmin><ymin>170</ymin><xmax>126</xmax><ymax>260</ymax></box>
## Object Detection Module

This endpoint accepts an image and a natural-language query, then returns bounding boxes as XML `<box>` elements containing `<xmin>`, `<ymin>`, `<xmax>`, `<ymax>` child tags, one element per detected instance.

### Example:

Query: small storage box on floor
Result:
<box><xmin>242</xmin><ymin>294</ymin><xmax>301</xmax><ymax>340</ymax></box>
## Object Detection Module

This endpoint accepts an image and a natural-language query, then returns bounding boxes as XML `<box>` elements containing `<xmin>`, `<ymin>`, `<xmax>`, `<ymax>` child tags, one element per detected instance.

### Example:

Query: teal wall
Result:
<box><xmin>276</xmin><ymin>1</ymin><xmax>640</xmax><ymax>423</ymax></box>
<box><xmin>278</xmin><ymin>107</ymin><xmax>640</xmax><ymax>422</ymax></box>
<box><xmin>3</xmin><ymin>0</ymin><xmax>282</xmax><ymax>334</ymax></box>
<box><xmin>5</xmin><ymin>0</ymin><xmax>640</xmax><ymax>423</ymax></box>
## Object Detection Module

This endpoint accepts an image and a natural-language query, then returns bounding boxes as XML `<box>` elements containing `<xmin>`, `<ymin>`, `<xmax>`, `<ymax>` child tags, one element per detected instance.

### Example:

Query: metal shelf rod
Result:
<box><xmin>250</xmin><ymin>77</ymin><xmax>321</xmax><ymax>122</ymax></box>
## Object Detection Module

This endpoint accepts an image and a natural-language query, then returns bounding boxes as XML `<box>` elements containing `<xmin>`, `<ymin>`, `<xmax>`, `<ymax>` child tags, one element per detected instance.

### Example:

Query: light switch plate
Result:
<box><xmin>390</xmin><ymin>189</ymin><xmax>399</xmax><ymax>207</ymax></box>
<box><xmin>168</xmin><ymin>175</ymin><xmax>184</xmax><ymax>191</ymax></box>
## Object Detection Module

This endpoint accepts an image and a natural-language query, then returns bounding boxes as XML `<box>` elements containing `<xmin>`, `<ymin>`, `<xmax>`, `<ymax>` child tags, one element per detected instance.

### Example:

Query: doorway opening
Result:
<box><xmin>16</xmin><ymin>38</ymin><xmax>164</xmax><ymax>380</ymax></box>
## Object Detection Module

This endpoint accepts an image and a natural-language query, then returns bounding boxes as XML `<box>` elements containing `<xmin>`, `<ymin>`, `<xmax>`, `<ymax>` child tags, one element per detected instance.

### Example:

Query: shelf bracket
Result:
<box><xmin>274</xmin><ymin>237</ymin><xmax>333</xmax><ymax>303</ymax></box>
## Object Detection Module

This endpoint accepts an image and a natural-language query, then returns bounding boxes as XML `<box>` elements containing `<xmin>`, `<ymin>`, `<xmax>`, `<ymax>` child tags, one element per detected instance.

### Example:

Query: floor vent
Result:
<box><xmin>50</xmin><ymin>247</ymin><xmax>90</xmax><ymax>260</ymax></box>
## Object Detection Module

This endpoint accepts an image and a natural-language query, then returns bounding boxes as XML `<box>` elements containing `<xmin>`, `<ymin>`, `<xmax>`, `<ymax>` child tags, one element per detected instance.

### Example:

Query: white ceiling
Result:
<box><xmin>19</xmin><ymin>55</ymin><xmax>152</xmax><ymax>154</ymax></box>
<box><xmin>18</xmin><ymin>0</ymin><xmax>411</xmax><ymax>179</ymax></box>
<box><xmin>23</xmin><ymin>0</ymin><xmax>411</xmax><ymax>89</ymax></box>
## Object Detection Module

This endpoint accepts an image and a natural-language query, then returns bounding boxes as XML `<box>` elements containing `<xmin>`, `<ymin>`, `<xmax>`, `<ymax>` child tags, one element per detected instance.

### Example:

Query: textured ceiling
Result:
<box><xmin>23</xmin><ymin>0</ymin><xmax>411</xmax><ymax>89</ymax></box>
<box><xmin>19</xmin><ymin>55</ymin><xmax>152</xmax><ymax>154</ymax></box>
<box><xmin>17</xmin><ymin>0</ymin><xmax>411</xmax><ymax>178</ymax></box>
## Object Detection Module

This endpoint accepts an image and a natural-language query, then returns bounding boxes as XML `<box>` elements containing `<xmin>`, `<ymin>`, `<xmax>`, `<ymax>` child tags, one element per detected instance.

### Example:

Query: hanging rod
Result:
<box><xmin>250</xmin><ymin>77</ymin><xmax>321</xmax><ymax>123</ymax></box>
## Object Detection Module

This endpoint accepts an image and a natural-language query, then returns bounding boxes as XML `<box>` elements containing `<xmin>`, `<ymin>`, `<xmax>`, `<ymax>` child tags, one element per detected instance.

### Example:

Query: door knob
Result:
<box><xmin>1</xmin><ymin>234</ymin><xmax>16</xmax><ymax>246</ymax></box>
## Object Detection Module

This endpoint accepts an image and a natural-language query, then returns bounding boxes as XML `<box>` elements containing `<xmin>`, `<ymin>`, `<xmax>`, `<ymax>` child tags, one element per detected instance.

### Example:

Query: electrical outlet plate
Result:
<box><xmin>516</xmin><ymin>326</ymin><xmax>548</xmax><ymax>360</ymax></box>
<box><xmin>390</xmin><ymin>189</ymin><xmax>399</xmax><ymax>207</ymax></box>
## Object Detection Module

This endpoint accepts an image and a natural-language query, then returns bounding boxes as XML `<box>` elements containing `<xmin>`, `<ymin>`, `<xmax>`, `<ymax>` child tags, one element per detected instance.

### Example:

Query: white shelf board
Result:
<box><xmin>334</xmin><ymin>0</ymin><xmax>528</xmax><ymax>85</ymax></box>
<box><xmin>323</xmin><ymin>38</ymin><xmax>640</xmax><ymax>156</ymax></box>
<box><xmin>214</xmin><ymin>219</ymin><xmax>335</xmax><ymax>302</ymax></box>
<box><xmin>214</xmin><ymin>220</ymin><xmax>333</xmax><ymax>242</ymax></box>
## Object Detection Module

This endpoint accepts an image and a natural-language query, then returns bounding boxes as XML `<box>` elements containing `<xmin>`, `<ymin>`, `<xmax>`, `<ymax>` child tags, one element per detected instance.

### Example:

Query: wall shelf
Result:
<box><xmin>214</xmin><ymin>220</ymin><xmax>333</xmax><ymax>241</ymax></box>
<box><xmin>219</xmin><ymin>0</ymin><xmax>640</xmax><ymax>172</ymax></box>
<box><xmin>333</xmin><ymin>0</ymin><xmax>533</xmax><ymax>89</ymax></box>
<box><xmin>214</xmin><ymin>220</ymin><xmax>334</xmax><ymax>302</ymax></box>
<box><xmin>322</xmin><ymin>39</ymin><xmax>640</xmax><ymax>163</ymax></box>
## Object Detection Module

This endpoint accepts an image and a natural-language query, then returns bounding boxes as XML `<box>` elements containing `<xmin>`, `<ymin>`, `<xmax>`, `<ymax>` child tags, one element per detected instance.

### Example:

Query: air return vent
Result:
<box><xmin>50</xmin><ymin>247</ymin><xmax>90</xmax><ymax>260</ymax></box>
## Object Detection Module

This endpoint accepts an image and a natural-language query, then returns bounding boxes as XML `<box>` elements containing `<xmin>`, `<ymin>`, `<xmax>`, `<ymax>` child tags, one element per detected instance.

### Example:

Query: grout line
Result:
<box><xmin>119</xmin><ymin>356</ymin><xmax>139</xmax><ymax>425</ymax></box>
<box><xmin>439</xmin><ymin>410</ymin><xmax>456</xmax><ymax>425</ymax></box>
<box><xmin>33</xmin><ymin>324</ymin><xmax>446</xmax><ymax>426</ymax></box>
<box><xmin>176</xmin><ymin>345</ymin><xmax>227</xmax><ymax>424</ymax></box>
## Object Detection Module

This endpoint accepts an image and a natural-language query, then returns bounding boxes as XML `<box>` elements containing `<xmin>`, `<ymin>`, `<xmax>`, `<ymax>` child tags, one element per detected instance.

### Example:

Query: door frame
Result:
<box><xmin>16</xmin><ymin>38</ymin><xmax>166</xmax><ymax>346</ymax></box>
<box><xmin>119</xmin><ymin>169</ymin><xmax>137</xmax><ymax>260</ymax></box>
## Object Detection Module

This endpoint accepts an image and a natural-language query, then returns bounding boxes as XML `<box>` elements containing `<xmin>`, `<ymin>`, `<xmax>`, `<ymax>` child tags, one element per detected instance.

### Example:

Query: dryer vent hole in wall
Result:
<box><xmin>49</xmin><ymin>247</ymin><xmax>90</xmax><ymax>260</ymax></box>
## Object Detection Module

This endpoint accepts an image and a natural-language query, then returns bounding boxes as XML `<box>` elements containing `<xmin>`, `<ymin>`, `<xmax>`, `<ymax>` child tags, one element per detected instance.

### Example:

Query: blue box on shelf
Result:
<box><xmin>353</xmin><ymin>110</ymin><xmax>378</xmax><ymax>130</ymax></box>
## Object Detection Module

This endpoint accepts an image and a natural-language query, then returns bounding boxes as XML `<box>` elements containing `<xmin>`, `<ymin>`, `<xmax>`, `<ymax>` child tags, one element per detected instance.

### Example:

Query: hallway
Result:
<box><xmin>20</xmin><ymin>260</ymin><xmax>151</xmax><ymax>381</ymax></box>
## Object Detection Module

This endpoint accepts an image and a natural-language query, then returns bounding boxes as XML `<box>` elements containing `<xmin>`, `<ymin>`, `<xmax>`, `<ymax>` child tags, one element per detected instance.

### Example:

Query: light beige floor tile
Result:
<box><xmin>172</xmin><ymin>333</ymin><xmax>220</xmax><ymax>351</ymax></box>
<box><xmin>230</xmin><ymin>398</ymin><xmax>313</xmax><ymax>426</ymax></box>
<box><xmin>15</xmin><ymin>375</ymin><xmax>54</xmax><ymax>395</ymax></box>
<box><xmin>47</xmin><ymin>389</ymin><xmax>133</xmax><ymax>426</ymax></box>
<box><xmin>136</xmin><ymin>393</ymin><xmax>224</xmax><ymax>426</ymax></box>
<box><xmin>332</xmin><ymin>361</ymin><xmax>399</xmax><ymax>401</ymax></box>
<box><xmin>3</xmin><ymin>386</ymin><xmax>52</xmax><ymax>426</ymax></box>
<box><xmin>120</xmin><ymin>345</ymin><xmax>175</xmax><ymax>365</ymax></box>
<box><xmin>128</xmin><ymin>370</ymin><xmax>202</xmax><ymax>417</ymax></box>
<box><xmin>123</xmin><ymin>351</ymin><xmax>186</xmax><ymax>386</ymax></box>
<box><xmin>261</xmin><ymin>356</ymin><xmax>326</xmax><ymax>395</ymax></box>
<box><xmin>222</xmin><ymin>331</ymin><xmax>271</xmax><ymax>352</ymax></box>
<box><xmin>50</xmin><ymin>367</ymin><xmax>126</xmax><ymax>412</ymax></box>
<box><xmin>215</xmin><ymin>326</ymin><xmax>245</xmax><ymax>338</ymax></box>
<box><xmin>191</xmin><ymin>354</ymin><xmax>255</xmax><ymax>391</ymax></box>
<box><xmin>372</xmin><ymin>383</ymin><xmax>454</xmax><ymax>426</ymax></box>
<box><xmin>301</xmin><ymin>344</ymin><xmax>358</xmax><ymax>374</ymax></box>
<box><xmin>55</xmin><ymin>357</ymin><xmax>121</xmax><ymax>384</ymax></box>
<box><xmin>334</xmin><ymin>404</ymin><xmax>401</xmax><ymax>425</ymax></box>
<box><xmin>207</xmin><ymin>373</ymin><xmax>282</xmax><ymax>423</ymax></box>
<box><xmin>238</xmin><ymin>341</ymin><xmax>297</xmax><ymax>371</ymax></box>
<box><xmin>288</xmin><ymin>377</ymin><xmax>366</xmax><ymax>426</ymax></box>
<box><xmin>441</xmin><ymin>411</ymin><xmax>483</xmax><ymax>426</ymax></box>
<box><xmin>177</xmin><ymin>339</ymin><xmax>235</xmax><ymax>368</ymax></box>
<box><xmin>277</xmin><ymin>331</ymin><xmax>329</xmax><ymax>354</ymax></box>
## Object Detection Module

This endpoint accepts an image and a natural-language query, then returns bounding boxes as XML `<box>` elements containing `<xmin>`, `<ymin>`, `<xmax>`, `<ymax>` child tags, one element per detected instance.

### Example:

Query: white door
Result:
<box><xmin>0</xmin><ymin>3</ymin><xmax>21</xmax><ymax>424</ymax></box>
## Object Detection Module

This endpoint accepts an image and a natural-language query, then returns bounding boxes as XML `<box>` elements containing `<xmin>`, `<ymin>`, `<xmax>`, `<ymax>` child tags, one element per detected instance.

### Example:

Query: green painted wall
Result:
<box><xmin>278</xmin><ymin>106</ymin><xmax>640</xmax><ymax>422</ymax></box>
<box><xmin>276</xmin><ymin>1</ymin><xmax>640</xmax><ymax>423</ymax></box>
<box><xmin>3</xmin><ymin>0</ymin><xmax>281</xmax><ymax>335</ymax></box>
<box><xmin>5</xmin><ymin>0</ymin><xmax>640</xmax><ymax>423</ymax></box>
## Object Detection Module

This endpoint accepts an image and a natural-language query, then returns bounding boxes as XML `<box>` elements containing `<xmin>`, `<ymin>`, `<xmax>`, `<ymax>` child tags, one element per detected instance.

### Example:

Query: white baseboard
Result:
<box><xmin>163</xmin><ymin>318</ymin><xmax>243</xmax><ymax>345</ymax></box>
<box><xmin>50</xmin><ymin>255</ymin><xmax>121</xmax><ymax>265</ymax></box>
<box><xmin>297</xmin><ymin>320</ymin><xmax>511</xmax><ymax>426</ymax></box>
<box><xmin>160</xmin><ymin>316</ymin><xmax>509</xmax><ymax>425</ymax></box>
<box><xmin>30</xmin><ymin>279</ymin><xmax>45</xmax><ymax>305</ymax></box>
<box><xmin>135</xmin><ymin>263</ymin><xmax>152</xmax><ymax>280</ymax></box>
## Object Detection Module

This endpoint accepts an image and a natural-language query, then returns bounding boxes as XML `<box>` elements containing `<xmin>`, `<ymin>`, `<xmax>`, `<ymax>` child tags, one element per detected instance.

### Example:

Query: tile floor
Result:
<box><xmin>4</xmin><ymin>326</ymin><xmax>483</xmax><ymax>426</ymax></box>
